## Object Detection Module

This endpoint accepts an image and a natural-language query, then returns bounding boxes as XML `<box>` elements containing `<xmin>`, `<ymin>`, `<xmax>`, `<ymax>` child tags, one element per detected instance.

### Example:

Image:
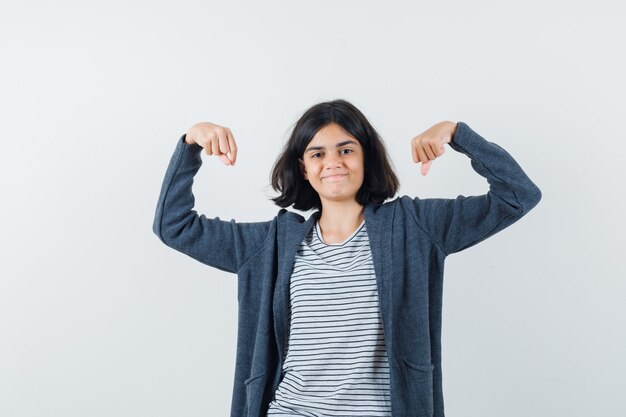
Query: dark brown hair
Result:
<box><xmin>270</xmin><ymin>98</ymin><xmax>399</xmax><ymax>211</ymax></box>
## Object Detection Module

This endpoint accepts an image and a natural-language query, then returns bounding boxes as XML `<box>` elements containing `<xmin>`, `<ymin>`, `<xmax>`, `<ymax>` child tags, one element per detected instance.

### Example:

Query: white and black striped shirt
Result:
<box><xmin>266</xmin><ymin>220</ymin><xmax>391</xmax><ymax>416</ymax></box>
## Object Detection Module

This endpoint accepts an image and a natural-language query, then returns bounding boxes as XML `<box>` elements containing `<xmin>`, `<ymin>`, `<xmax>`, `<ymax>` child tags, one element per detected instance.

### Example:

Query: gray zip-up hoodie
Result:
<box><xmin>153</xmin><ymin>121</ymin><xmax>542</xmax><ymax>417</ymax></box>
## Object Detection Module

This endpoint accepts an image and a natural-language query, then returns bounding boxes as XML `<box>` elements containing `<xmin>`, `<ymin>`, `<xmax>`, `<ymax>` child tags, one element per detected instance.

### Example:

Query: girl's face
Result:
<box><xmin>299</xmin><ymin>123</ymin><xmax>365</xmax><ymax>207</ymax></box>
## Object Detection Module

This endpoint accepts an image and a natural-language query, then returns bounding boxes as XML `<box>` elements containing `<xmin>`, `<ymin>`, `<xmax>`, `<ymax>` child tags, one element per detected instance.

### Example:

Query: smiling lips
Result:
<box><xmin>322</xmin><ymin>173</ymin><xmax>348</xmax><ymax>180</ymax></box>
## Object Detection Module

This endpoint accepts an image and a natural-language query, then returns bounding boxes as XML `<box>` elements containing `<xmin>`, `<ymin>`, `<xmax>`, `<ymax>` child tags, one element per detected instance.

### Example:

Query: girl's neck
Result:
<box><xmin>317</xmin><ymin>200</ymin><xmax>365</xmax><ymax>239</ymax></box>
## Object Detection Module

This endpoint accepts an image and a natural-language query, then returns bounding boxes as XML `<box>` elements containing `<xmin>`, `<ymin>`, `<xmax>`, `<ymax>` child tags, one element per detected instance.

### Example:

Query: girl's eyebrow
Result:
<box><xmin>305</xmin><ymin>140</ymin><xmax>358</xmax><ymax>153</ymax></box>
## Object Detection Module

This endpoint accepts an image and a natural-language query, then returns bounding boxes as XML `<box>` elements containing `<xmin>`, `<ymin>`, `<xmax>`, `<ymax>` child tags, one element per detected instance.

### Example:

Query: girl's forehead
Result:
<box><xmin>307</xmin><ymin>123</ymin><xmax>360</xmax><ymax>147</ymax></box>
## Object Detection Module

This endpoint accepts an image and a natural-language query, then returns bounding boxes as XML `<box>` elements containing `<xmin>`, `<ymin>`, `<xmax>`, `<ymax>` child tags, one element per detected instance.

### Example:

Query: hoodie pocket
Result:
<box><xmin>403</xmin><ymin>360</ymin><xmax>434</xmax><ymax>417</ymax></box>
<box><xmin>244</xmin><ymin>372</ymin><xmax>266</xmax><ymax>417</ymax></box>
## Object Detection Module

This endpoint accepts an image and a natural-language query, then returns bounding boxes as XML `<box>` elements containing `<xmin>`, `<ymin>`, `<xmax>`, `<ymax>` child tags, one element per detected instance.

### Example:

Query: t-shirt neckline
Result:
<box><xmin>315</xmin><ymin>219</ymin><xmax>365</xmax><ymax>246</ymax></box>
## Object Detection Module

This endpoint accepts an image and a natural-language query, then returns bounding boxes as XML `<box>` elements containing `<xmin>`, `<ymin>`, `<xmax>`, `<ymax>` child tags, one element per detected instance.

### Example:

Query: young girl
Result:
<box><xmin>153</xmin><ymin>99</ymin><xmax>541</xmax><ymax>417</ymax></box>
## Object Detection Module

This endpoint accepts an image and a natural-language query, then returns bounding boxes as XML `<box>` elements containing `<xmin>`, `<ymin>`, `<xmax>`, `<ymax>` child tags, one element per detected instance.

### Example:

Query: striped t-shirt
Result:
<box><xmin>266</xmin><ymin>219</ymin><xmax>391</xmax><ymax>416</ymax></box>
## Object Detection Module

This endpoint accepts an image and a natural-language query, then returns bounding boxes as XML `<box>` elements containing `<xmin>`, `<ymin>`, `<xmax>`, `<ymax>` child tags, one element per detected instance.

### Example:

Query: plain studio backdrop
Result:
<box><xmin>1</xmin><ymin>1</ymin><xmax>624</xmax><ymax>416</ymax></box>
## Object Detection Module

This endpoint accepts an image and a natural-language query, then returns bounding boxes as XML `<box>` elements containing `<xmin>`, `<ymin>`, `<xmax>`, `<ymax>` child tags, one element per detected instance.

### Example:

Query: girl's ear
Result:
<box><xmin>299</xmin><ymin>158</ymin><xmax>308</xmax><ymax>181</ymax></box>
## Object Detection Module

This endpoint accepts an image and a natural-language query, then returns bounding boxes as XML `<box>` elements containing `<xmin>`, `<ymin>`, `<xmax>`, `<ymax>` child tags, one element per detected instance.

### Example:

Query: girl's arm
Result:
<box><xmin>153</xmin><ymin>133</ymin><xmax>273</xmax><ymax>273</ymax></box>
<box><xmin>405</xmin><ymin>121</ymin><xmax>542</xmax><ymax>256</ymax></box>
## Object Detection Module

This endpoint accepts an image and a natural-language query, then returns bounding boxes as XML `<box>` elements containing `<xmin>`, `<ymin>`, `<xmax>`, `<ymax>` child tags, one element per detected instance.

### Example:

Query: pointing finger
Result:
<box><xmin>421</xmin><ymin>160</ymin><xmax>432</xmax><ymax>176</ymax></box>
<box><xmin>219</xmin><ymin>154</ymin><xmax>231</xmax><ymax>166</ymax></box>
<box><xmin>226</xmin><ymin>128</ymin><xmax>238</xmax><ymax>165</ymax></box>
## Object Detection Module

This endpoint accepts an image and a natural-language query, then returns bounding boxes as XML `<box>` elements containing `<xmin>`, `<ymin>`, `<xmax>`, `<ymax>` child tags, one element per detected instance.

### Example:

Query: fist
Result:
<box><xmin>185</xmin><ymin>122</ymin><xmax>238</xmax><ymax>166</ymax></box>
<box><xmin>411</xmin><ymin>121</ymin><xmax>458</xmax><ymax>175</ymax></box>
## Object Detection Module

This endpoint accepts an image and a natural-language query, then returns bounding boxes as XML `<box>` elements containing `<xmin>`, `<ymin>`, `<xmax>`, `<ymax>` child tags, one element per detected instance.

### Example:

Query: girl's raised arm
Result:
<box><xmin>406</xmin><ymin>121</ymin><xmax>542</xmax><ymax>256</ymax></box>
<box><xmin>153</xmin><ymin>122</ymin><xmax>273</xmax><ymax>273</ymax></box>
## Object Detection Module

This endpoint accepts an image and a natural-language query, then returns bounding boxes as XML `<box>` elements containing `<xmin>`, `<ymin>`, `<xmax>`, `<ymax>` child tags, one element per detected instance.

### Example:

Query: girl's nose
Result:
<box><xmin>324</xmin><ymin>153</ymin><xmax>342</xmax><ymax>167</ymax></box>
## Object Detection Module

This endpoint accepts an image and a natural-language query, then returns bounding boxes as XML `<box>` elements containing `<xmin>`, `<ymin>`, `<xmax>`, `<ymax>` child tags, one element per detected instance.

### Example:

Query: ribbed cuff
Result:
<box><xmin>448</xmin><ymin>121</ymin><xmax>483</xmax><ymax>157</ymax></box>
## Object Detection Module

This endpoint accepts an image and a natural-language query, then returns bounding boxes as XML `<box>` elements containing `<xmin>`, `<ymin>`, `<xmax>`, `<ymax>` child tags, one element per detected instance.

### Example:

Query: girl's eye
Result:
<box><xmin>310</xmin><ymin>149</ymin><xmax>353</xmax><ymax>159</ymax></box>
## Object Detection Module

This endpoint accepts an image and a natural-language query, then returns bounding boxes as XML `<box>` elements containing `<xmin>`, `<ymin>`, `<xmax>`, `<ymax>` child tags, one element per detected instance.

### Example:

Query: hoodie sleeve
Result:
<box><xmin>405</xmin><ymin>121</ymin><xmax>542</xmax><ymax>256</ymax></box>
<box><xmin>152</xmin><ymin>134</ymin><xmax>273</xmax><ymax>274</ymax></box>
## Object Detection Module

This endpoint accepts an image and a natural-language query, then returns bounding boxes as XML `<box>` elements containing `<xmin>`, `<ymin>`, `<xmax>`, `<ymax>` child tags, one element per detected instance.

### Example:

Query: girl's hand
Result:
<box><xmin>411</xmin><ymin>121</ymin><xmax>458</xmax><ymax>176</ymax></box>
<box><xmin>185</xmin><ymin>122</ymin><xmax>238</xmax><ymax>166</ymax></box>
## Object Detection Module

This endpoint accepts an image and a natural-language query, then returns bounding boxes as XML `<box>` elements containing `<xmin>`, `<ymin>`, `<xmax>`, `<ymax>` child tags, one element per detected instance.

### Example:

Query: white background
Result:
<box><xmin>1</xmin><ymin>0</ymin><xmax>624</xmax><ymax>416</ymax></box>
